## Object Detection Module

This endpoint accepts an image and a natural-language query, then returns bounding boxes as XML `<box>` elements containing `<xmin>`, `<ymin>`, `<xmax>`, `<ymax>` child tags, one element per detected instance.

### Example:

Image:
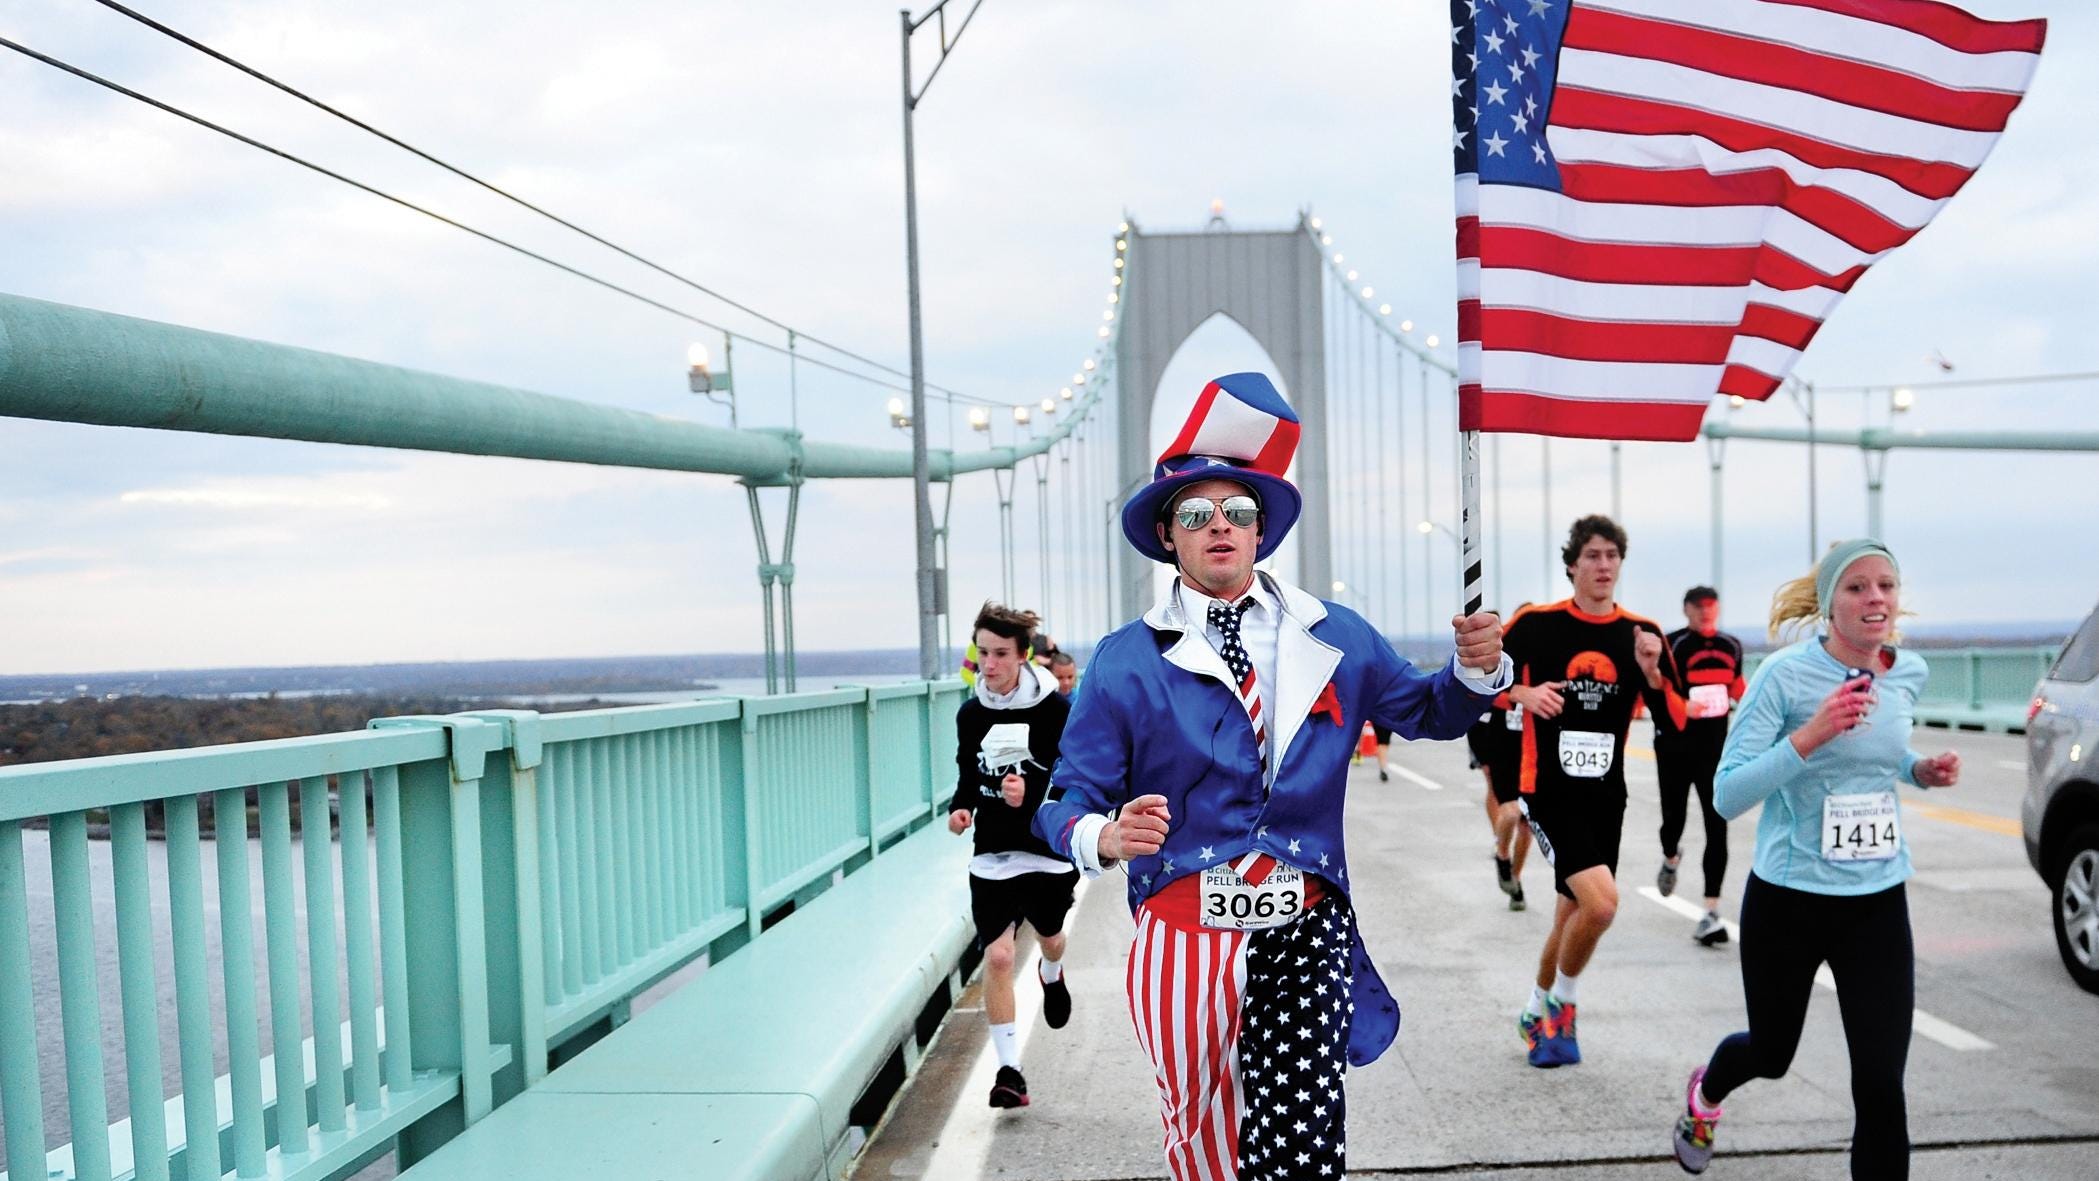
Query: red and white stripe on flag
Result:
<box><xmin>1451</xmin><ymin>0</ymin><xmax>2045</xmax><ymax>442</ymax></box>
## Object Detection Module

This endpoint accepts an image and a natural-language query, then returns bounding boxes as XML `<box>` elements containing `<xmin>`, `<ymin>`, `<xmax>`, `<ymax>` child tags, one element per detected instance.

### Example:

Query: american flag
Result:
<box><xmin>1451</xmin><ymin>0</ymin><xmax>2046</xmax><ymax>442</ymax></box>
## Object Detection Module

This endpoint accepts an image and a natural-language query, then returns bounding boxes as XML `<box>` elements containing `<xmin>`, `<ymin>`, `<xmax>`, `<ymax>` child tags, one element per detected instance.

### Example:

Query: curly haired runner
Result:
<box><xmin>1503</xmin><ymin>515</ymin><xmax>1686</xmax><ymax>1068</ymax></box>
<box><xmin>1671</xmin><ymin>541</ymin><xmax>1961</xmax><ymax>1178</ymax></box>
<box><xmin>1032</xmin><ymin>373</ymin><xmax>1510</xmax><ymax>1181</ymax></box>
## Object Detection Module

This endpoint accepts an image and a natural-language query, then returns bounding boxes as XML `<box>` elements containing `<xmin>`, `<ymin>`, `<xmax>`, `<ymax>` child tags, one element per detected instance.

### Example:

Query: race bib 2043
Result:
<box><xmin>1558</xmin><ymin>731</ymin><xmax>1613</xmax><ymax>779</ymax></box>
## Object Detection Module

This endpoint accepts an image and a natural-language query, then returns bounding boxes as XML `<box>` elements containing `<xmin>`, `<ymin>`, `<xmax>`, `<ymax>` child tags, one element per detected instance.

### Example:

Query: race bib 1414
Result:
<box><xmin>1823</xmin><ymin>791</ymin><xmax>1900</xmax><ymax>862</ymax></box>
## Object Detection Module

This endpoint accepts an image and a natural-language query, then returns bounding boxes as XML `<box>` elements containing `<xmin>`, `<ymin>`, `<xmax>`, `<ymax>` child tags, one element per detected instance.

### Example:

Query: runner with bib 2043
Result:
<box><xmin>1503</xmin><ymin>515</ymin><xmax>1687</xmax><ymax>1069</ymax></box>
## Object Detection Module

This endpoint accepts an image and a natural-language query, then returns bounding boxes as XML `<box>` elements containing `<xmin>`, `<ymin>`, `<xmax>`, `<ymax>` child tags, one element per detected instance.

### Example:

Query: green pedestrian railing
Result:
<box><xmin>1741</xmin><ymin>645</ymin><xmax>2056</xmax><ymax>732</ymax></box>
<box><xmin>0</xmin><ymin>681</ymin><xmax>964</xmax><ymax>1181</ymax></box>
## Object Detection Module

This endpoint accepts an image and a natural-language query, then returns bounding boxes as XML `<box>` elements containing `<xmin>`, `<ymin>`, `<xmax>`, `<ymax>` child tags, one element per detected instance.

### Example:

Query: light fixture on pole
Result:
<box><xmin>1891</xmin><ymin>386</ymin><xmax>1916</xmax><ymax>413</ymax></box>
<box><xmin>687</xmin><ymin>338</ymin><xmax>736</xmax><ymax>425</ymax></box>
<box><xmin>968</xmin><ymin>406</ymin><xmax>992</xmax><ymax>432</ymax></box>
<box><xmin>886</xmin><ymin>396</ymin><xmax>912</xmax><ymax>431</ymax></box>
<box><xmin>1040</xmin><ymin>397</ymin><xmax>1057</xmax><ymax>416</ymax></box>
<box><xmin>1013</xmin><ymin>404</ymin><xmax>1032</xmax><ymax>427</ymax></box>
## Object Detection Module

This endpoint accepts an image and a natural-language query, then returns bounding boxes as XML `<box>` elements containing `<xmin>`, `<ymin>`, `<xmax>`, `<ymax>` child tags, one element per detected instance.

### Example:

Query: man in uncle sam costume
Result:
<box><xmin>1034</xmin><ymin>372</ymin><xmax>1511</xmax><ymax>1180</ymax></box>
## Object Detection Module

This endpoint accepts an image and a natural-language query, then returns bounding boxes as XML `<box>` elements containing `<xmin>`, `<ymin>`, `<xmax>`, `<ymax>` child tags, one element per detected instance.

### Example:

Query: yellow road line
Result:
<box><xmin>1907</xmin><ymin>800</ymin><xmax>2022</xmax><ymax>838</ymax></box>
<box><xmin>1631</xmin><ymin>744</ymin><xmax>2019</xmax><ymax>837</ymax></box>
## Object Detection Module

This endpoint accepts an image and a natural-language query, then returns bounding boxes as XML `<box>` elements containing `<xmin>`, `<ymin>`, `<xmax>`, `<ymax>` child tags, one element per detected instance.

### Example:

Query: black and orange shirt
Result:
<box><xmin>1503</xmin><ymin>600</ymin><xmax>1685</xmax><ymax>798</ymax></box>
<box><xmin>1667</xmin><ymin>626</ymin><xmax>1748</xmax><ymax>733</ymax></box>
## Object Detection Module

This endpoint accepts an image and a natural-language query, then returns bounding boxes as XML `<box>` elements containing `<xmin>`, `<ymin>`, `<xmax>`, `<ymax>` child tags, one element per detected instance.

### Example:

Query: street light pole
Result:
<box><xmin>898</xmin><ymin>0</ymin><xmax>986</xmax><ymax>679</ymax></box>
<box><xmin>899</xmin><ymin>11</ymin><xmax>936</xmax><ymax>678</ymax></box>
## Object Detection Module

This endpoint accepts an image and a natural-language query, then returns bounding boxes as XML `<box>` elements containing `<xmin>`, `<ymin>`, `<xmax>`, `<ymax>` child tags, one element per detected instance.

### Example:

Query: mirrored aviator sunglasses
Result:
<box><xmin>1175</xmin><ymin>494</ymin><xmax>1260</xmax><ymax>531</ymax></box>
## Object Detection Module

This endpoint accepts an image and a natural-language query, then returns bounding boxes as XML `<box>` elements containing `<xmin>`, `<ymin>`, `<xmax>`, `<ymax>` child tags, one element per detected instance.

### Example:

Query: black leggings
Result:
<box><xmin>1702</xmin><ymin>874</ymin><xmax>1914</xmax><ymax>1180</ymax></box>
<box><xmin>1657</xmin><ymin>733</ymin><xmax>1728</xmax><ymax>899</ymax></box>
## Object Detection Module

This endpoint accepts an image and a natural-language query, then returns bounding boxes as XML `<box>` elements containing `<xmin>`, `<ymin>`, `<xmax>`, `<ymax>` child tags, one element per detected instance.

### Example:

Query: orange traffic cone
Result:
<box><xmin>1355</xmin><ymin>721</ymin><xmax>1378</xmax><ymax>762</ymax></box>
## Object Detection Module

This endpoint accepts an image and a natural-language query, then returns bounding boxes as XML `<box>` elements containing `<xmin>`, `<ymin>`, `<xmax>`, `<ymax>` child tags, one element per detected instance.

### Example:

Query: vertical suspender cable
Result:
<box><xmin>1375</xmin><ymin>333</ymin><xmax>1390</xmax><ymax>631</ymax></box>
<box><xmin>1418</xmin><ymin>355</ymin><xmax>1433</xmax><ymax>639</ymax></box>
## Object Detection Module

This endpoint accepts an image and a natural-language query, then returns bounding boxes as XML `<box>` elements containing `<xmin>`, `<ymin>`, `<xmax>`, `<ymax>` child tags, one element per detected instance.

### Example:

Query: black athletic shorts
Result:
<box><xmin>1466</xmin><ymin>728</ymin><xmax>1521</xmax><ymax>803</ymax></box>
<box><xmin>1486</xmin><ymin>761</ymin><xmax>1522</xmax><ymax>805</ymax></box>
<box><xmin>1519</xmin><ymin>790</ymin><xmax>1627</xmax><ymax>900</ymax></box>
<box><xmin>969</xmin><ymin>868</ymin><xmax>1079</xmax><ymax>949</ymax></box>
<box><xmin>1465</xmin><ymin>724</ymin><xmax>1494</xmax><ymax>768</ymax></box>
<box><xmin>1372</xmin><ymin>722</ymin><xmax>1393</xmax><ymax>745</ymax></box>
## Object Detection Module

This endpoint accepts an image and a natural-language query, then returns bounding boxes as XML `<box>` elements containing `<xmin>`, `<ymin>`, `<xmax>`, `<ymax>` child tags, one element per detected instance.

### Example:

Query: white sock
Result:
<box><xmin>1524</xmin><ymin>985</ymin><xmax>1549</xmax><ymax>1017</ymax></box>
<box><xmin>989</xmin><ymin>1022</ymin><xmax>1021</xmax><ymax>1070</ymax></box>
<box><xmin>1551</xmin><ymin>969</ymin><xmax>1579</xmax><ymax>1004</ymax></box>
<box><xmin>1038</xmin><ymin>958</ymin><xmax>1063</xmax><ymax>984</ymax></box>
<box><xmin>1693</xmin><ymin>1081</ymin><xmax>1721</xmax><ymax>1114</ymax></box>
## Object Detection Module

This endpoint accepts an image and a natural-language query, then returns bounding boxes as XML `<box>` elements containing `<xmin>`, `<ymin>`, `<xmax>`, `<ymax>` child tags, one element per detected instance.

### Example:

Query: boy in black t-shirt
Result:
<box><xmin>948</xmin><ymin>602</ymin><xmax>1075</xmax><ymax>1108</ymax></box>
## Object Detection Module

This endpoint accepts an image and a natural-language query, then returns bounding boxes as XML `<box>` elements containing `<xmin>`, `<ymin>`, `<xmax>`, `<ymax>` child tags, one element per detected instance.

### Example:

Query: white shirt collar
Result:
<box><xmin>1175</xmin><ymin>574</ymin><xmax>1277</xmax><ymax>625</ymax></box>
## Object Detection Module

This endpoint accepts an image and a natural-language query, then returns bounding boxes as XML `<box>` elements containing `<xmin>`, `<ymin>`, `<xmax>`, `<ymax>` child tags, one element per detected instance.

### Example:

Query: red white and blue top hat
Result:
<box><xmin>1122</xmin><ymin>372</ymin><xmax>1303</xmax><ymax>565</ymax></box>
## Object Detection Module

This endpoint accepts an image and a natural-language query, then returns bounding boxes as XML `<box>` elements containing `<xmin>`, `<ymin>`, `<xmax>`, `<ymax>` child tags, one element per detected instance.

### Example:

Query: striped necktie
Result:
<box><xmin>1208</xmin><ymin>597</ymin><xmax>1267</xmax><ymax>765</ymax></box>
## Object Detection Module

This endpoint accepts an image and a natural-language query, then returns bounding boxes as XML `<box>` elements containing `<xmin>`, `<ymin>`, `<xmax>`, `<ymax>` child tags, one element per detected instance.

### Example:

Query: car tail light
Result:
<box><xmin>2028</xmin><ymin>695</ymin><xmax>2046</xmax><ymax>724</ymax></box>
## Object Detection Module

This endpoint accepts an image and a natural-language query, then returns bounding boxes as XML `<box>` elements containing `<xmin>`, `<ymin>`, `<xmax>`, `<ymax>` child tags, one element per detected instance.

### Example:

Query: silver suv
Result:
<box><xmin>2023</xmin><ymin>600</ymin><xmax>2099</xmax><ymax>994</ymax></box>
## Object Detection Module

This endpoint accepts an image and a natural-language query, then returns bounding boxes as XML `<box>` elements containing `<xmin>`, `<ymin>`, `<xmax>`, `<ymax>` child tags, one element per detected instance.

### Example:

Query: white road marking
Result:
<box><xmin>1996</xmin><ymin>759</ymin><xmax>2027</xmax><ymax>772</ymax></box>
<box><xmin>1910</xmin><ymin>1008</ymin><xmax>1998</xmax><ymax>1052</ymax></box>
<box><xmin>1385</xmin><ymin>762</ymin><xmax>1445</xmax><ymax>791</ymax></box>
<box><xmin>920</xmin><ymin>874</ymin><xmax>1093</xmax><ymax>1178</ymax></box>
<box><xmin>1638</xmin><ymin>887</ymin><xmax>1993</xmax><ymax>1052</ymax></box>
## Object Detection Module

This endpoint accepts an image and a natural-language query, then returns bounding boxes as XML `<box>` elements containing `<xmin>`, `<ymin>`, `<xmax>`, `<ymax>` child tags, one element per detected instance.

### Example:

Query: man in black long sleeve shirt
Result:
<box><xmin>947</xmin><ymin>602</ymin><xmax>1075</xmax><ymax>1108</ymax></box>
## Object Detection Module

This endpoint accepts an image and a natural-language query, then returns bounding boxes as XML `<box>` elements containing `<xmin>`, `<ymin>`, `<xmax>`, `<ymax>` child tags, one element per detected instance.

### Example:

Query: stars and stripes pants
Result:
<box><xmin>1127</xmin><ymin>895</ymin><xmax>1354</xmax><ymax>1181</ymax></box>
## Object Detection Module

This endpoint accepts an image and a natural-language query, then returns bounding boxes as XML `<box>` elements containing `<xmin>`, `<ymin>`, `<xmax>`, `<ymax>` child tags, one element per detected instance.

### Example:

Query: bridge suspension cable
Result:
<box><xmin>0</xmin><ymin>26</ymin><xmax>1007</xmax><ymax>409</ymax></box>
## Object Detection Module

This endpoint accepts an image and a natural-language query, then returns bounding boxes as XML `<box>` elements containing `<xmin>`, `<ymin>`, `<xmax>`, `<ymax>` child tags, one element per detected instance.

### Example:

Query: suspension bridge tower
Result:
<box><xmin>1113</xmin><ymin>212</ymin><xmax>1333</xmax><ymax>620</ymax></box>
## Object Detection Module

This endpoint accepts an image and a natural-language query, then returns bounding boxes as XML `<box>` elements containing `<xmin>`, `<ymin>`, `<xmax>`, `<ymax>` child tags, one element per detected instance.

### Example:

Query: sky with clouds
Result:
<box><xmin>1</xmin><ymin>0</ymin><xmax>2094</xmax><ymax>675</ymax></box>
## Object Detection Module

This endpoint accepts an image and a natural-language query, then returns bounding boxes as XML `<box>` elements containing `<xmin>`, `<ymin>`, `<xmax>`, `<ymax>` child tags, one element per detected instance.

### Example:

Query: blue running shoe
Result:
<box><xmin>1544</xmin><ymin>998</ymin><xmax>1581</xmax><ymax>1065</ymax></box>
<box><xmin>1519</xmin><ymin>1009</ymin><xmax>1556</xmax><ymax>1068</ymax></box>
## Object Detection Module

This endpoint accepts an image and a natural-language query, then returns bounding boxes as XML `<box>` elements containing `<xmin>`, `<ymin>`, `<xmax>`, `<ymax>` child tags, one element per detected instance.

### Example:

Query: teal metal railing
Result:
<box><xmin>0</xmin><ymin>681</ymin><xmax>964</xmax><ymax>1181</ymax></box>
<box><xmin>1741</xmin><ymin>645</ymin><xmax>2055</xmax><ymax>729</ymax></box>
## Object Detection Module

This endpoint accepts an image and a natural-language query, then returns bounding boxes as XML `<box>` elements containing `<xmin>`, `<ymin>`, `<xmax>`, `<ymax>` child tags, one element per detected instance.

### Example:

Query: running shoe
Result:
<box><xmin>1041</xmin><ymin>970</ymin><xmax>1072</xmax><ymax>1029</ymax></box>
<box><xmin>1508</xmin><ymin>883</ymin><xmax>1527</xmax><ymax>912</ymax></box>
<box><xmin>989</xmin><ymin>1065</ymin><xmax>1030</xmax><ymax>1108</ymax></box>
<box><xmin>1379</xmin><ymin>762</ymin><xmax>1390</xmax><ymax>782</ymax></box>
<box><xmin>1543</xmin><ymin>997</ymin><xmax>1580</xmax><ymax>1066</ymax></box>
<box><xmin>1518</xmin><ymin>1010</ymin><xmax>1555</xmax><ymax>1068</ymax></box>
<box><xmin>1657</xmin><ymin>858</ymin><xmax>1680</xmax><ymax>898</ymax></box>
<box><xmin>1693</xmin><ymin>911</ymin><xmax>1730</xmax><ymax>947</ymax></box>
<box><xmin>1495</xmin><ymin>855</ymin><xmax>1516</xmax><ymax>896</ymax></box>
<box><xmin>1673</xmin><ymin>1066</ymin><xmax>1721</xmax><ymax>1173</ymax></box>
